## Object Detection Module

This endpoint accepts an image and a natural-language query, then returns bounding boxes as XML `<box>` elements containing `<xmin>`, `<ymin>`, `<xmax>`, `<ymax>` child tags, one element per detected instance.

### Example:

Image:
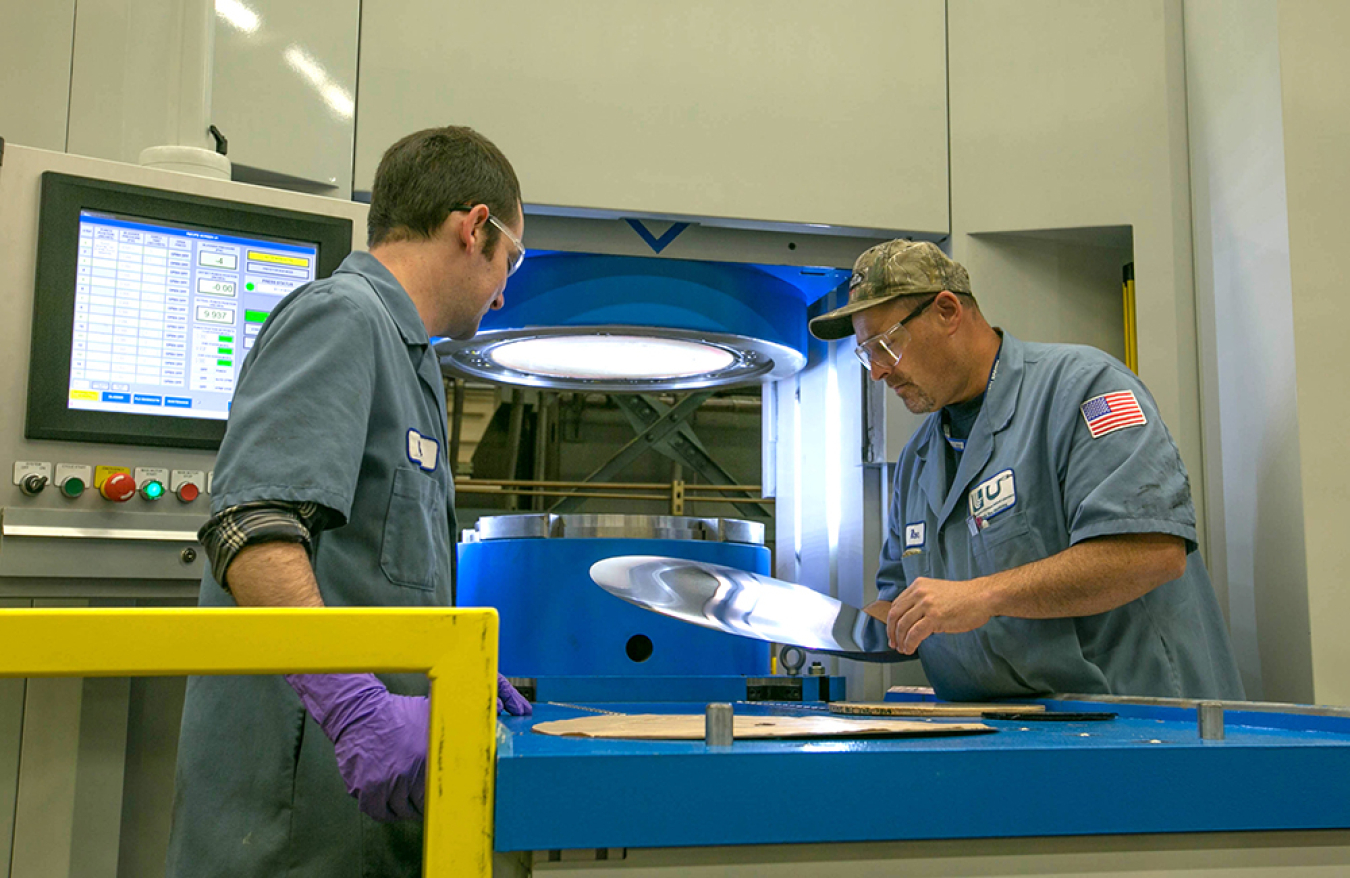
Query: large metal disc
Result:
<box><xmin>589</xmin><ymin>555</ymin><xmax>908</xmax><ymax>662</ymax></box>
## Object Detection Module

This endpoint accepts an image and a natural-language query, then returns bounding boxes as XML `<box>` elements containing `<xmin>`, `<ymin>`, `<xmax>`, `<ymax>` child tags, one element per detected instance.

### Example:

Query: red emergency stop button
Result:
<box><xmin>176</xmin><ymin>482</ymin><xmax>200</xmax><ymax>503</ymax></box>
<box><xmin>100</xmin><ymin>472</ymin><xmax>136</xmax><ymax>502</ymax></box>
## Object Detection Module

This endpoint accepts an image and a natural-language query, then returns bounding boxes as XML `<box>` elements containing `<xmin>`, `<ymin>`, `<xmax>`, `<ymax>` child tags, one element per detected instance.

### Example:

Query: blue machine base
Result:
<box><xmin>494</xmin><ymin>696</ymin><xmax>1350</xmax><ymax>852</ymax></box>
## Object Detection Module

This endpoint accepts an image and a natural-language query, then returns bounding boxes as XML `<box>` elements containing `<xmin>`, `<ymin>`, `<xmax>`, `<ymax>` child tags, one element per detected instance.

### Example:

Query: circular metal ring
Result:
<box><xmin>436</xmin><ymin>325</ymin><xmax>805</xmax><ymax>392</ymax></box>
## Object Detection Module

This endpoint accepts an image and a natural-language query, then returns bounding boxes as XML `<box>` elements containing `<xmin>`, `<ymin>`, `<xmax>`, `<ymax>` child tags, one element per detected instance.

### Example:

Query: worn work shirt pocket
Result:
<box><xmin>970</xmin><ymin>508</ymin><xmax>1047</xmax><ymax>576</ymax></box>
<box><xmin>379</xmin><ymin>466</ymin><xmax>450</xmax><ymax>591</ymax></box>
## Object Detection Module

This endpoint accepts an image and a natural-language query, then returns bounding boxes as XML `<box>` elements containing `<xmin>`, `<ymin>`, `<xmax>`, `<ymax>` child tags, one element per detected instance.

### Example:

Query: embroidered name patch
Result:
<box><xmin>406</xmin><ymin>428</ymin><xmax>440</xmax><ymax>472</ymax></box>
<box><xmin>904</xmin><ymin>522</ymin><xmax>926</xmax><ymax>549</ymax></box>
<box><xmin>968</xmin><ymin>469</ymin><xmax>1016</xmax><ymax>522</ymax></box>
<box><xmin>1080</xmin><ymin>390</ymin><xmax>1147</xmax><ymax>438</ymax></box>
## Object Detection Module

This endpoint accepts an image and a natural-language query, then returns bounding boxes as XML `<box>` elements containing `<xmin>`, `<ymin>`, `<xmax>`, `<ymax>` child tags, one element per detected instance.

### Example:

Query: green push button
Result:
<box><xmin>61</xmin><ymin>477</ymin><xmax>85</xmax><ymax>498</ymax></box>
<box><xmin>218</xmin><ymin>359</ymin><xmax>233</xmax><ymax>367</ymax></box>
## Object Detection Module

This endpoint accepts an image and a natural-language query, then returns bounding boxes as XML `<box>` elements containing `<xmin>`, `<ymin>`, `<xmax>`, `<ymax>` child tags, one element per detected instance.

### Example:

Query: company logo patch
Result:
<box><xmin>968</xmin><ymin>469</ymin><xmax>1016</xmax><ymax>522</ymax></box>
<box><xmin>406</xmin><ymin>428</ymin><xmax>439</xmax><ymax>472</ymax></box>
<box><xmin>904</xmin><ymin>522</ymin><xmax>926</xmax><ymax>549</ymax></box>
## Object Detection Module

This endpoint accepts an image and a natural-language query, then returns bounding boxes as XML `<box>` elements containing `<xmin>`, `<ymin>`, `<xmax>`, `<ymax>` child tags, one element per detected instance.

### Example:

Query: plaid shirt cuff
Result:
<box><xmin>197</xmin><ymin>501</ymin><xmax>334</xmax><ymax>592</ymax></box>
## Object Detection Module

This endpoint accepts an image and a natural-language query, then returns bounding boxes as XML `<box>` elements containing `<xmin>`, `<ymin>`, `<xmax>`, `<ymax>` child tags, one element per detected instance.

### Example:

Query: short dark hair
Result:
<box><xmin>367</xmin><ymin>126</ymin><xmax>521</xmax><ymax>251</ymax></box>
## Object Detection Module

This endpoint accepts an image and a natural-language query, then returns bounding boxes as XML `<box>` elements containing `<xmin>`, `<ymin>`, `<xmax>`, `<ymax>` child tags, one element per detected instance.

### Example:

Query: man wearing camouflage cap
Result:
<box><xmin>810</xmin><ymin>240</ymin><xmax>1243</xmax><ymax>701</ymax></box>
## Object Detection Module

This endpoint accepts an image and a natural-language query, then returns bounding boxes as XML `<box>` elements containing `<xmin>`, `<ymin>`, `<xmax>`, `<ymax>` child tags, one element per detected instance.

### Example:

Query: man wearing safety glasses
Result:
<box><xmin>168</xmin><ymin>126</ymin><xmax>531</xmax><ymax>878</ymax></box>
<box><xmin>809</xmin><ymin>240</ymin><xmax>1243</xmax><ymax>703</ymax></box>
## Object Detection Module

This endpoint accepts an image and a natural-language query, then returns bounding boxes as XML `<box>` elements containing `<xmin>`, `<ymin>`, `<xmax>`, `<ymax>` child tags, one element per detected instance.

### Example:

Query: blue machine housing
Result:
<box><xmin>457</xmin><ymin>536</ymin><xmax>771</xmax><ymax>678</ymax></box>
<box><xmin>478</xmin><ymin>251</ymin><xmax>844</xmax><ymax>359</ymax></box>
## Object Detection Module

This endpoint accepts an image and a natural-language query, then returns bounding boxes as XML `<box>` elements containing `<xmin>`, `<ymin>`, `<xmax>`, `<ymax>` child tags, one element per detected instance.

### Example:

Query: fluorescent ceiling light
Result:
<box><xmin>283</xmin><ymin>45</ymin><xmax>355</xmax><ymax>119</ymax></box>
<box><xmin>216</xmin><ymin>0</ymin><xmax>260</xmax><ymax>33</ymax></box>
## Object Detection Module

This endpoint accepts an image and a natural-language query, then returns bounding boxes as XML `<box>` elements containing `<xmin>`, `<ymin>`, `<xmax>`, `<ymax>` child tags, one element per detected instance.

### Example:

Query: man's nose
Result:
<box><xmin>869</xmin><ymin>359</ymin><xmax>893</xmax><ymax>381</ymax></box>
<box><xmin>491</xmin><ymin>291</ymin><xmax>505</xmax><ymax>310</ymax></box>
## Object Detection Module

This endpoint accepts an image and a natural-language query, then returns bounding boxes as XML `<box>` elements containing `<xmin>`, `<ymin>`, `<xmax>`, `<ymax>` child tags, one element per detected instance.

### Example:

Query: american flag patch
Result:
<box><xmin>1080</xmin><ymin>390</ymin><xmax>1147</xmax><ymax>438</ymax></box>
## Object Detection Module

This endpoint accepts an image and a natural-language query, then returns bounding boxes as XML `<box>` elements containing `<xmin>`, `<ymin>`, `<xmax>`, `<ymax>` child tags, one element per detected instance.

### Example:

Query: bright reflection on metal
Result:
<box><xmin>589</xmin><ymin>556</ymin><xmax>906</xmax><ymax>661</ymax></box>
<box><xmin>283</xmin><ymin>45</ymin><xmax>355</xmax><ymax>120</ymax></box>
<box><xmin>489</xmin><ymin>336</ymin><xmax>735</xmax><ymax>381</ymax></box>
<box><xmin>216</xmin><ymin>0</ymin><xmax>260</xmax><ymax>33</ymax></box>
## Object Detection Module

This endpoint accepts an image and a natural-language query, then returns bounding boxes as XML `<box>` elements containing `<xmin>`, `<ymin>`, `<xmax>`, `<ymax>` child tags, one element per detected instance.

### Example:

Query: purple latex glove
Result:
<box><xmin>286</xmin><ymin>673</ymin><xmax>428</xmax><ymax>822</ymax></box>
<box><xmin>497</xmin><ymin>673</ymin><xmax>532</xmax><ymax>716</ymax></box>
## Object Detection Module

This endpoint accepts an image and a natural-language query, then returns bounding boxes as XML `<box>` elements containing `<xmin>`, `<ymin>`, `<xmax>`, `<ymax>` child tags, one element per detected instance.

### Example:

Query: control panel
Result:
<box><xmin>0</xmin><ymin>143</ymin><xmax>365</xmax><ymax>595</ymax></box>
<box><xmin>12</xmin><ymin>460</ymin><xmax>208</xmax><ymax>504</ymax></box>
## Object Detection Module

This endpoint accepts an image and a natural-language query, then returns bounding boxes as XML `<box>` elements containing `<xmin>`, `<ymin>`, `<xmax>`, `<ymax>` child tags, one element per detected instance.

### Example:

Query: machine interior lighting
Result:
<box><xmin>488</xmin><ymin>335</ymin><xmax>736</xmax><ymax>381</ymax></box>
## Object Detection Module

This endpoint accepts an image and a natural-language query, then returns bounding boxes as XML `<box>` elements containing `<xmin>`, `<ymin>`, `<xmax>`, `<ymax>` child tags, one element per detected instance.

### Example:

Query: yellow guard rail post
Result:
<box><xmin>0</xmin><ymin>607</ymin><xmax>499</xmax><ymax>877</ymax></box>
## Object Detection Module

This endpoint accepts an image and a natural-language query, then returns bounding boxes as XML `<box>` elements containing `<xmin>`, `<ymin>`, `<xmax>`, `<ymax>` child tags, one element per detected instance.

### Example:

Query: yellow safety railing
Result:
<box><xmin>0</xmin><ymin>607</ymin><xmax>499</xmax><ymax>877</ymax></box>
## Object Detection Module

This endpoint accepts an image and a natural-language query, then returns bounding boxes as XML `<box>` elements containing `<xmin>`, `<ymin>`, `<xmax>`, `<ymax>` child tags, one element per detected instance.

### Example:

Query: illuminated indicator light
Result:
<box><xmin>218</xmin><ymin>347</ymin><xmax>232</xmax><ymax>354</ymax></box>
<box><xmin>245</xmin><ymin>282</ymin><xmax>255</xmax><ymax>291</ymax></box>
<box><xmin>246</xmin><ymin>251</ymin><xmax>311</xmax><ymax>267</ymax></box>
<box><xmin>140</xmin><ymin>480</ymin><xmax>165</xmax><ymax>501</ymax></box>
<box><xmin>245</xmin><ymin>310</ymin><xmax>269</xmax><ymax>324</ymax></box>
<box><xmin>488</xmin><ymin>336</ymin><xmax>736</xmax><ymax>380</ymax></box>
<box><xmin>218</xmin><ymin>359</ymin><xmax>233</xmax><ymax>367</ymax></box>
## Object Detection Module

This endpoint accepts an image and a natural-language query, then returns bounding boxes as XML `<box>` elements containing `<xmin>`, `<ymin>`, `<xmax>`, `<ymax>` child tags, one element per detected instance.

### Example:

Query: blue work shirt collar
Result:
<box><xmin>335</xmin><ymin>251</ymin><xmax>431</xmax><ymax>349</ymax></box>
<box><xmin>915</xmin><ymin>330</ymin><xmax>1023</xmax><ymax>522</ymax></box>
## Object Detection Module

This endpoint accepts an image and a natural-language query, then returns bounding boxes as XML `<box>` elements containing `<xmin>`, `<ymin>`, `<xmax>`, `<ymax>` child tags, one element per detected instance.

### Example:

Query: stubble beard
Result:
<box><xmin>896</xmin><ymin>383</ymin><xmax>938</xmax><ymax>414</ymax></box>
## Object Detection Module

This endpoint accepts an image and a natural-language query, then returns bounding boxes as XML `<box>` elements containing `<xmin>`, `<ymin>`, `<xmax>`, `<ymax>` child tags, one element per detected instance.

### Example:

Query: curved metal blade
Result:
<box><xmin>589</xmin><ymin>555</ymin><xmax>908</xmax><ymax>662</ymax></box>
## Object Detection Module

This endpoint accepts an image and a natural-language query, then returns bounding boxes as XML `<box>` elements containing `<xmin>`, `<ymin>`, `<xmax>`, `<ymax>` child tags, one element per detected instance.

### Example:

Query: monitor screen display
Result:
<box><xmin>69</xmin><ymin>209</ymin><xmax>319</xmax><ymax>421</ymax></box>
<box><xmin>27</xmin><ymin>173</ymin><xmax>354</xmax><ymax>448</ymax></box>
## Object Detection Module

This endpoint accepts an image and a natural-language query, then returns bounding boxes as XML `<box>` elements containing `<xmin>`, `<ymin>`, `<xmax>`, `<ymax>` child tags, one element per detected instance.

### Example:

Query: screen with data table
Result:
<box><xmin>26</xmin><ymin>172</ymin><xmax>353</xmax><ymax>448</ymax></box>
<box><xmin>69</xmin><ymin>210</ymin><xmax>319</xmax><ymax>421</ymax></box>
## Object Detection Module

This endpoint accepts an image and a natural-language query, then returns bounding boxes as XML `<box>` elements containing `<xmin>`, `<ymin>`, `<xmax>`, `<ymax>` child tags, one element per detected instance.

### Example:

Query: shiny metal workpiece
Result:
<box><xmin>589</xmin><ymin>555</ymin><xmax>908</xmax><ymax>661</ymax></box>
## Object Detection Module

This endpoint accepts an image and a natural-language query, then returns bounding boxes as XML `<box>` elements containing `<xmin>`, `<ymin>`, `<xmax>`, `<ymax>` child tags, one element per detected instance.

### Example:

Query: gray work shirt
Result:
<box><xmin>878</xmin><ymin>332</ymin><xmax>1244</xmax><ymax>702</ymax></box>
<box><xmin>167</xmin><ymin>251</ymin><xmax>455</xmax><ymax>877</ymax></box>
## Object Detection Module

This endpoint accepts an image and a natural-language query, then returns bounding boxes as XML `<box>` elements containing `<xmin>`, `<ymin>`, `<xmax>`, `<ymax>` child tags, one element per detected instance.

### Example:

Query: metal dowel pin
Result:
<box><xmin>706</xmin><ymin>702</ymin><xmax>733</xmax><ymax>747</ymax></box>
<box><xmin>1198</xmin><ymin>701</ymin><xmax>1225</xmax><ymax>740</ymax></box>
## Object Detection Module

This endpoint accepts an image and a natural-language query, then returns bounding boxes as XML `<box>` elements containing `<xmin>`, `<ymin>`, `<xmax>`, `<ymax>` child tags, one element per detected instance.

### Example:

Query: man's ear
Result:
<box><xmin>935</xmin><ymin>290</ymin><xmax>962</xmax><ymax>321</ymax></box>
<box><xmin>453</xmin><ymin>205</ymin><xmax>489</xmax><ymax>250</ymax></box>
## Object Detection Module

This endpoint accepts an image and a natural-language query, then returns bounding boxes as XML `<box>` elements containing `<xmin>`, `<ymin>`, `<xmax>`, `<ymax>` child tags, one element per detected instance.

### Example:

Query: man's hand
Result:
<box><xmin>288</xmin><ymin>672</ymin><xmax>533</xmax><ymax>822</ymax></box>
<box><xmin>286</xmin><ymin>673</ymin><xmax>429</xmax><ymax>821</ymax></box>
<box><xmin>886</xmin><ymin>577</ymin><xmax>994</xmax><ymax>655</ymax></box>
<box><xmin>497</xmin><ymin>674</ymin><xmax>532</xmax><ymax>716</ymax></box>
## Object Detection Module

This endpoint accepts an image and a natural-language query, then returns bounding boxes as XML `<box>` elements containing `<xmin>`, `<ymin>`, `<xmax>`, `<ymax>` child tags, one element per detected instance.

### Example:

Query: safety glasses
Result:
<box><xmin>854</xmin><ymin>295</ymin><xmax>937</xmax><ymax>371</ymax></box>
<box><xmin>486</xmin><ymin>214</ymin><xmax>527</xmax><ymax>277</ymax></box>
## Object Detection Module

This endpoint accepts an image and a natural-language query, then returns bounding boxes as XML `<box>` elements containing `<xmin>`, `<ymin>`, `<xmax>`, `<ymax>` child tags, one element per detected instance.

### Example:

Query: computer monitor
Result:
<box><xmin>26</xmin><ymin>173</ymin><xmax>354</xmax><ymax>449</ymax></box>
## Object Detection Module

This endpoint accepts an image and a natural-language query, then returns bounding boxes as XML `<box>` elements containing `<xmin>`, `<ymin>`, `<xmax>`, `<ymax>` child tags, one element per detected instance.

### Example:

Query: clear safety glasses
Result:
<box><xmin>487</xmin><ymin>214</ymin><xmax>527</xmax><ymax>277</ymax></box>
<box><xmin>853</xmin><ymin>295</ymin><xmax>937</xmax><ymax>371</ymax></box>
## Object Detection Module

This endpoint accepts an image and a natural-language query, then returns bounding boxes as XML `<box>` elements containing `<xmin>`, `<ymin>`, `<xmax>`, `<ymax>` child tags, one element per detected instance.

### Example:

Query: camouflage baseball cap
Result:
<box><xmin>808</xmin><ymin>239</ymin><xmax>972</xmax><ymax>341</ymax></box>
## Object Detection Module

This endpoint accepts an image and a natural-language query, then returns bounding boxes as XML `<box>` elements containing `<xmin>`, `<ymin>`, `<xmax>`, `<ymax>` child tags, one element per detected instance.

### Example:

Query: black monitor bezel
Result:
<box><xmin>26</xmin><ymin>172</ymin><xmax>354</xmax><ymax>449</ymax></box>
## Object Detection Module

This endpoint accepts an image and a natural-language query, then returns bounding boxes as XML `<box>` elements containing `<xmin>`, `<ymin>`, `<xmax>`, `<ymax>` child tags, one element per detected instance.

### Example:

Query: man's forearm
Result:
<box><xmin>226</xmin><ymin>541</ymin><xmax>326</xmax><ymax>608</ymax></box>
<box><xmin>982</xmin><ymin>533</ymin><xmax>1186</xmax><ymax>619</ymax></box>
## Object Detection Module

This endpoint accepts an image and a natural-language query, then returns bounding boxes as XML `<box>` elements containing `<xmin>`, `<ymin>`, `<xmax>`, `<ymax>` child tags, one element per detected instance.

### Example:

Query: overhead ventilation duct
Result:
<box><xmin>436</xmin><ymin>252</ymin><xmax>847</xmax><ymax>392</ymax></box>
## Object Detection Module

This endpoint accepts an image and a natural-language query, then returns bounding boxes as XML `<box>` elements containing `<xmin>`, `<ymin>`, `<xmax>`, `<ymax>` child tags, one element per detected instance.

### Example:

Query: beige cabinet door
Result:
<box><xmin>355</xmin><ymin>0</ymin><xmax>949</xmax><ymax>234</ymax></box>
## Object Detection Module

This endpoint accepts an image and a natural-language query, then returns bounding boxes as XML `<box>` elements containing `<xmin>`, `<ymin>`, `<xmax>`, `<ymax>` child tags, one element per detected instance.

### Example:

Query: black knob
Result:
<box><xmin>180</xmin><ymin>547</ymin><xmax>198</xmax><ymax>564</ymax></box>
<box><xmin>20</xmin><ymin>474</ymin><xmax>48</xmax><ymax>496</ymax></box>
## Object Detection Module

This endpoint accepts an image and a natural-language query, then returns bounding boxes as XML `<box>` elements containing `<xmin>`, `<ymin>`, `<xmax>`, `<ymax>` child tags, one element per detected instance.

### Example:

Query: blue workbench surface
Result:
<box><xmin>493</xmin><ymin>698</ymin><xmax>1350</xmax><ymax>852</ymax></box>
